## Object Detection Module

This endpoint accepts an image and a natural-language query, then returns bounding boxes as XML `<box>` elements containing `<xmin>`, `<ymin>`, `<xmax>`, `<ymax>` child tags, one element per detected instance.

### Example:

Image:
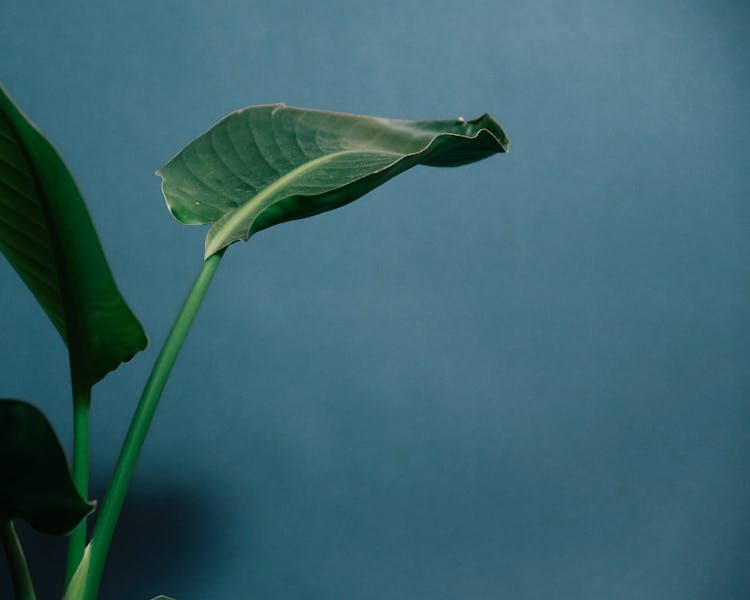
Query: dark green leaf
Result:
<box><xmin>0</xmin><ymin>86</ymin><xmax>147</xmax><ymax>388</ymax></box>
<box><xmin>157</xmin><ymin>104</ymin><xmax>509</xmax><ymax>257</ymax></box>
<box><xmin>0</xmin><ymin>399</ymin><xmax>94</xmax><ymax>535</ymax></box>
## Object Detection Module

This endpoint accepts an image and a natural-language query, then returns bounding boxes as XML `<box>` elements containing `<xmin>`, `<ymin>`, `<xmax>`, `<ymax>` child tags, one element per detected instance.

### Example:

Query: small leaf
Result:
<box><xmin>62</xmin><ymin>543</ymin><xmax>90</xmax><ymax>600</ymax></box>
<box><xmin>157</xmin><ymin>104</ymin><xmax>509</xmax><ymax>258</ymax></box>
<box><xmin>0</xmin><ymin>86</ymin><xmax>147</xmax><ymax>388</ymax></box>
<box><xmin>151</xmin><ymin>596</ymin><xmax>176</xmax><ymax>600</ymax></box>
<box><xmin>0</xmin><ymin>399</ymin><xmax>94</xmax><ymax>534</ymax></box>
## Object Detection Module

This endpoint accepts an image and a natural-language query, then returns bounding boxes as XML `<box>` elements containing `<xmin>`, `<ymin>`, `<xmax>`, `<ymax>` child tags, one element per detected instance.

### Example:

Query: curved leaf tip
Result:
<box><xmin>157</xmin><ymin>104</ymin><xmax>509</xmax><ymax>258</ymax></box>
<box><xmin>0</xmin><ymin>85</ymin><xmax>148</xmax><ymax>387</ymax></box>
<box><xmin>0</xmin><ymin>399</ymin><xmax>94</xmax><ymax>535</ymax></box>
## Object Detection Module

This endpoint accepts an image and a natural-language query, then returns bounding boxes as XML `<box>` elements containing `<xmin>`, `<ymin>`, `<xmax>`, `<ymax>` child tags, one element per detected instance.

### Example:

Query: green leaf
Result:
<box><xmin>157</xmin><ymin>104</ymin><xmax>509</xmax><ymax>258</ymax></box>
<box><xmin>62</xmin><ymin>544</ymin><xmax>89</xmax><ymax>600</ymax></box>
<box><xmin>0</xmin><ymin>86</ymin><xmax>147</xmax><ymax>388</ymax></box>
<box><xmin>62</xmin><ymin>542</ymin><xmax>91</xmax><ymax>600</ymax></box>
<box><xmin>0</xmin><ymin>399</ymin><xmax>94</xmax><ymax>535</ymax></box>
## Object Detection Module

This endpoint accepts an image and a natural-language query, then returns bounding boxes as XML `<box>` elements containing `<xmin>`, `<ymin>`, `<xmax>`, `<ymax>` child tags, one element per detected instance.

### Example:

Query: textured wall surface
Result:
<box><xmin>1</xmin><ymin>1</ymin><xmax>749</xmax><ymax>598</ymax></box>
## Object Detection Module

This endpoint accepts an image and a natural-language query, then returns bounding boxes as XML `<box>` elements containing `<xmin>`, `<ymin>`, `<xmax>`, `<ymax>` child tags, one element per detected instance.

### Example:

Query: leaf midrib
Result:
<box><xmin>0</xmin><ymin>109</ymin><xmax>71</xmax><ymax>343</ymax></box>
<box><xmin>205</xmin><ymin>148</ymin><xmax>401</xmax><ymax>256</ymax></box>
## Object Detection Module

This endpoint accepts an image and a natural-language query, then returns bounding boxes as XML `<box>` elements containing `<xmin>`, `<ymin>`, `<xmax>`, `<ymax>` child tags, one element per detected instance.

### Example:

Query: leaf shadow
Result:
<box><xmin>0</xmin><ymin>479</ymin><xmax>227</xmax><ymax>600</ymax></box>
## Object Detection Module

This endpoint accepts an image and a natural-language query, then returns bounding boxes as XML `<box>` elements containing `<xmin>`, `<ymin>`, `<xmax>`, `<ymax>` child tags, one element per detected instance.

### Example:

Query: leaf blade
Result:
<box><xmin>0</xmin><ymin>86</ymin><xmax>147</xmax><ymax>387</ymax></box>
<box><xmin>0</xmin><ymin>399</ymin><xmax>94</xmax><ymax>535</ymax></box>
<box><xmin>62</xmin><ymin>543</ymin><xmax>89</xmax><ymax>600</ymax></box>
<box><xmin>157</xmin><ymin>104</ymin><xmax>509</xmax><ymax>257</ymax></box>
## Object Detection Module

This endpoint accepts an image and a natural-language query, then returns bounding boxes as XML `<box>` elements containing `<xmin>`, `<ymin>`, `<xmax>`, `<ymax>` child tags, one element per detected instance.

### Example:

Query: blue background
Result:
<box><xmin>2</xmin><ymin>1</ymin><xmax>749</xmax><ymax>598</ymax></box>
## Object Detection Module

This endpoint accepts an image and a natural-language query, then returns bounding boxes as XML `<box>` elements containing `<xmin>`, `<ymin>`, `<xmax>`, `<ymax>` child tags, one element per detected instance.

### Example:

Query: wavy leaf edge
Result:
<box><xmin>157</xmin><ymin>103</ymin><xmax>509</xmax><ymax>258</ymax></box>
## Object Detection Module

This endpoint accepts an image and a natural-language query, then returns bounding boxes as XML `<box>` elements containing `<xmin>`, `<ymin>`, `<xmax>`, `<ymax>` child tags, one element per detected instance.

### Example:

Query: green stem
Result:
<box><xmin>1</xmin><ymin>519</ymin><xmax>36</xmax><ymax>600</ymax></box>
<box><xmin>82</xmin><ymin>253</ymin><xmax>223</xmax><ymax>600</ymax></box>
<box><xmin>65</xmin><ymin>385</ymin><xmax>91</xmax><ymax>584</ymax></box>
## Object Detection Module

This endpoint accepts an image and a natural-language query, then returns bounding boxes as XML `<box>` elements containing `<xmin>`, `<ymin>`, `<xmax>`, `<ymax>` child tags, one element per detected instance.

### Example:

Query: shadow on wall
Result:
<box><xmin>0</xmin><ymin>480</ymin><xmax>226</xmax><ymax>600</ymax></box>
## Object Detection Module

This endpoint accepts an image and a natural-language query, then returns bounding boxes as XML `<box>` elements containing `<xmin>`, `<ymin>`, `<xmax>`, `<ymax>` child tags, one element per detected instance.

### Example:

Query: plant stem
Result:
<box><xmin>65</xmin><ymin>384</ymin><xmax>91</xmax><ymax>584</ymax></box>
<box><xmin>82</xmin><ymin>252</ymin><xmax>223</xmax><ymax>600</ymax></box>
<box><xmin>1</xmin><ymin>519</ymin><xmax>36</xmax><ymax>600</ymax></box>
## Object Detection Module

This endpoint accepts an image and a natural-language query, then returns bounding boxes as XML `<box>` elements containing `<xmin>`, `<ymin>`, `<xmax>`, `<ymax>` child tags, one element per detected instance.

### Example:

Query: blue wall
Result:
<box><xmin>2</xmin><ymin>1</ymin><xmax>749</xmax><ymax>598</ymax></box>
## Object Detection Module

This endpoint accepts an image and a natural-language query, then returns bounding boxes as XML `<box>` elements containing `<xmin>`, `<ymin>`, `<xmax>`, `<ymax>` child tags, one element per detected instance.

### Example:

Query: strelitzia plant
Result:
<box><xmin>0</xmin><ymin>86</ymin><xmax>509</xmax><ymax>600</ymax></box>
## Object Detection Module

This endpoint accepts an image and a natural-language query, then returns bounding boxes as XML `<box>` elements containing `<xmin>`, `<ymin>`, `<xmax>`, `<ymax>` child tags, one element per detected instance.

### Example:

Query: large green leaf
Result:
<box><xmin>0</xmin><ymin>399</ymin><xmax>94</xmax><ymax>534</ymax></box>
<box><xmin>0</xmin><ymin>86</ymin><xmax>146</xmax><ymax>388</ymax></box>
<box><xmin>157</xmin><ymin>104</ymin><xmax>509</xmax><ymax>257</ymax></box>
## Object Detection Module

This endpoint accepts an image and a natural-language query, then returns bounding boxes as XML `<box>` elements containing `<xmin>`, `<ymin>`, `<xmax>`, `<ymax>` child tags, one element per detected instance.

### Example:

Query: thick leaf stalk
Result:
<box><xmin>65</xmin><ymin>384</ymin><xmax>91</xmax><ymax>583</ymax></box>
<box><xmin>80</xmin><ymin>253</ymin><xmax>223</xmax><ymax>600</ymax></box>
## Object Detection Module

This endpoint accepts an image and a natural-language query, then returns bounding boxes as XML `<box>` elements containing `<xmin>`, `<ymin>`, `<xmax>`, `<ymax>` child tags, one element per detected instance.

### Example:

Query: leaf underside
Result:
<box><xmin>157</xmin><ymin>104</ymin><xmax>509</xmax><ymax>258</ymax></box>
<box><xmin>0</xmin><ymin>399</ymin><xmax>94</xmax><ymax>535</ymax></box>
<box><xmin>0</xmin><ymin>86</ymin><xmax>146</xmax><ymax>388</ymax></box>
